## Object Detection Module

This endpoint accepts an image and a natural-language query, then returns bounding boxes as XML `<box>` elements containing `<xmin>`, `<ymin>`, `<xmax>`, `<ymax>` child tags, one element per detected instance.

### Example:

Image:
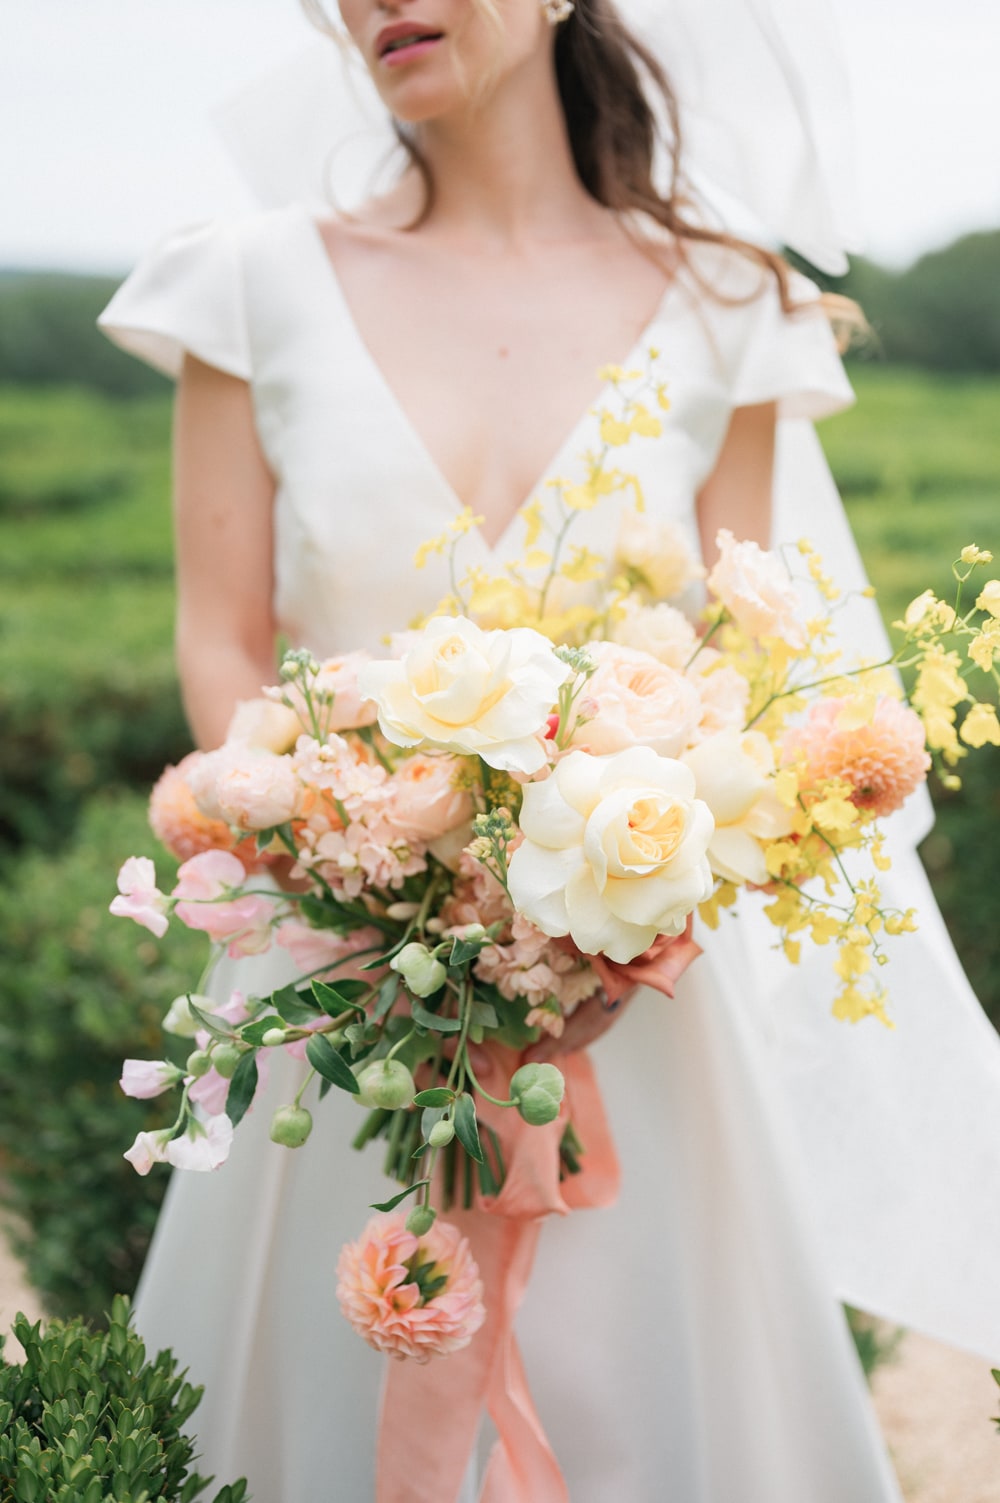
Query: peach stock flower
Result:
<box><xmin>337</xmin><ymin>1214</ymin><xmax>486</xmax><ymax>1361</ymax></box>
<box><xmin>782</xmin><ymin>696</ymin><xmax>930</xmax><ymax>818</ymax></box>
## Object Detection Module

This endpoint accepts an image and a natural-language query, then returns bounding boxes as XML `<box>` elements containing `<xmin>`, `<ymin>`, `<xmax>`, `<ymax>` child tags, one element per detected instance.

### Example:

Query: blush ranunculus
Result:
<box><xmin>507</xmin><ymin>746</ymin><xmax>714</xmax><ymax>964</ymax></box>
<box><xmin>570</xmin><ymin>643</ymin><xmax>702</xmax><ymax>759</ymax></box>
<box><xmin>358</xmin><ymin>617</ymin><xmax>569</xmax><ymax>775</ymax></box>
<box><xmin>707</xmin><ymin>529</ymin><xmax>808</xmax><ymax>648</ymax></box>
<box><xmin>610</xmin><ymin>596</ymin><xmax>698</xmax><ymax>669</ymax></box>
<box><xmin>337</xmin><ymin>1213</ymin><xmax>485</xmax><ymax>1362</ymax></box>
<box><xmin>683</xmin><ymin>729</ymin><xmax>794</xmax><ymax>884</ymax></box>
<box><xmin>188</xmin><ymin>745</ymin><xmax>300</xmax><ymax>832</ymax></box>
<box><xmin>383</xmin><ymin>753</ymin><xmax>474</xmax><ymax>842</ymax></box>
<box><xmin>782</xmin><ymin>696</ymin><xmax>931</xmax><ymax>818</ymax></box>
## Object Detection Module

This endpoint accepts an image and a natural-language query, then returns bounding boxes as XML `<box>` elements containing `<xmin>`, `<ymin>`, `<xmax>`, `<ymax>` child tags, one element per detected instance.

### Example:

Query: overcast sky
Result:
<box><xmin>2</xmin><ymin>0</ymin><xmax>998</xmax><ymax>274</ymax></box>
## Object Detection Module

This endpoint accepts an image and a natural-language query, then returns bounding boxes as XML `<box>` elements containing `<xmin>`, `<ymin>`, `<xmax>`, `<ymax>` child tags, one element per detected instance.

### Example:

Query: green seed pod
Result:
<box><xmin>510</xmin><ymin>1062</ymin><xmax>566</xmax><ymax>1126</ymax></box>
<box><xmin>269</xmin><ymin>1104</ymin><xmax>314</xmax><ymax>1148</ymax></box>
<box><xmin>185</xmin><ymin>1049</ymin><xmax>212</xmax><ymax>1079</ymax></box>
<box><xmin>428</xmin><ymin>1118</ymin><xmax>456</xmax><ymax>1148</ymax></box>
<box><xmin>211</xmin><ymin>1043</ymin><xmax>242</xmax><ymax>1079</ymax></box>
<box><xmin>354</xmin><ymin>1058</ymin><xmax>417</xmax><ymax>1111</ymax></box>
<box><xmin>405</xmin><ymin>1204</ymin><xmax>437</xmax><ymax>1236</ymax></box>
<box><xmin>261</xmin><ymin>1027</ymin><xmax>287</xmax><ymax>1048</ymax></box>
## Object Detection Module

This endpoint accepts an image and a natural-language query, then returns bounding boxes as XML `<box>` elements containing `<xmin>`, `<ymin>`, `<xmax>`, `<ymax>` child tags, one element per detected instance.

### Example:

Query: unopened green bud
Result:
<box><xmin>390</xmin><ymin>941</ymin><xmax>448</xmax><ymax>998</ymax></box>
<box><xmin>261</xmin><ymin>1027</ymin><xmax>287</xmax><ymax>1048</ymax></box>
<box><xmin>428</xmin><ymin>1118</ymin><xmax>455</xmax><ymax>1148</ymax></box>
<box><xmin>405</xmin><ymin>1205</ymin><xmax>437</xmax><ymax>1236</ymax></box>
<box><xmin>354</xmin><ymin>1058</ymin><xmax>417</xmax><ymax>1110</ymax></box>
<box><xmin>185</xmin><ymin>1049</ymin><xmax>212</xmax><ymax>1079</ymax></box>
<box><xmin>510</xmin><ymin>1062</ymin><xmax>565</xmax><ymax>1126</ymax></box>
<box><xmin>211</xmin><ymin>1043</ymin><xmax>242</xmax><ymax>1079</ymax></box>
<box><xmin>269</xmin><ymin>1104</ymin><xmax>313</xmax><ymax>1148</ymax></box>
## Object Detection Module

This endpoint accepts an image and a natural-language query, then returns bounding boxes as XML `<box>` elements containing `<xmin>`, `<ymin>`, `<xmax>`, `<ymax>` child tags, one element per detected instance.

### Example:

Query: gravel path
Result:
<box><xmin>2</xmin><ymin>1228</ymin><xmax>998</xmax><ymax>1495</ymax></box>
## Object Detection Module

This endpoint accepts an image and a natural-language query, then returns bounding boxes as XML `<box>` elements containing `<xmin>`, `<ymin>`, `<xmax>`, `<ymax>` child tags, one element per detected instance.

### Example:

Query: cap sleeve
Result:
<box><xmin>98</xmin><ymin>220</ymin><xmax>251</xmax><ymax>381</ymax></box>
<box><xmin>730</xmin><ymin>270</ymin><xmax>854</xmax><ymax>422</ymax></box>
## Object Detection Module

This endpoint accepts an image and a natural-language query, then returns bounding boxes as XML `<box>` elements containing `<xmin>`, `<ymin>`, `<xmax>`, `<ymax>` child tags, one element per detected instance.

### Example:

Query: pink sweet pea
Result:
<box><xmin>119</xmin><ymin>1059</ymin><xmax>182</xmax><ymax>1100</ymax></box>
<box><xmin>110</xmin><ymin>856</ymin><xmax>170</xmax><ymax>938</ymax></box>
<box><xmin>172</xmin><ymin>850</ymin><xmax>274</xmax><ymax>957</ymax></box>
<box><xmin>123</xmin><ymin>1128</ymin><xmax>172</xmax><ymax>1175</ymax></box>
<box><xmin>166</xmin><ymin>1112</ymin><xmax>234</xmax><ymax>1172</ymax></box>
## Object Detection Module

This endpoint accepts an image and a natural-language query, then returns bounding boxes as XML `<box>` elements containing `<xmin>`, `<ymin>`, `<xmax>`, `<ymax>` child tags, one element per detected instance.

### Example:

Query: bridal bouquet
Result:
<box><xmin>112</xmin><ymin>361</ymin><xmax>1000</xmax><ymax>1363</ymax></box>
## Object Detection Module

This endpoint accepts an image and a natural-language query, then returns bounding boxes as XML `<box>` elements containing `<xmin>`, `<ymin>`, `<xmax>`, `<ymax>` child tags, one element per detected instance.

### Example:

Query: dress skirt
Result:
<box><xmin>133</xmin><ymin>916</ymin><xmax>902</xmax><ymax>1502</ymax></box>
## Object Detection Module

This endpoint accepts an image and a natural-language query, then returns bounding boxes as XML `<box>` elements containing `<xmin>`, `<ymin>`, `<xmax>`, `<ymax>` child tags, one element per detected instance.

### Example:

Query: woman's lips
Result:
<box><xmin>378</xmin><ymin>32</ymin><xmax>444</xmax><ymax>67</ymax></box>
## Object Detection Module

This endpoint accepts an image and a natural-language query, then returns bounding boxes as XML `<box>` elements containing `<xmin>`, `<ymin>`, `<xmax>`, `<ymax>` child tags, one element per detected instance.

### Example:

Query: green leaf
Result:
<box><xmin>225</xmin><ymin>1050</ymin><xmax>259</xmax><ymax>1128</ymax></box>
<box><xmin>185</xmin><ymin>997</ymin><xmax>233</xmax><ymax>1043</ymax></box>
<box><xmin>409</xmin><ymin>995</ymin><xmax>462</xmax><ymax>1033</ymax></box>
<box><xmin>272</xmin><ymin>985</ymin><xmax>321</xmax><ymax>1025</ymax></box>
<box><xmin>305</xmin><ymin>1033</ymin><xmax>359</xmax><ymax>1094</ymax></box>
<box><xmin>254</xmin><ymin>825</ymin><xmax>279</xmax><ymax>854</ymax></box>
<box><xmin>453</xmin><ymin>1093</ymin><xmax>484</xmax><ymax>1164</ymax></box>
<box><xmin>373</xmin><ymin>975</ymin><xmax>399</xmax><ymax>1020</ymax></box>
<box><xmin>370</xmin><ymin>1179</ymin><xmax>430</xmax><ymax>1213</ymax></box>
<box><xmin>412</xmin><ymin>1088</ymin><xmax>456</xmax><ymax>1108</ymax></box>
<box><xmin>449</xmin><ymin>936</ymin><xmax>485</xmax><ymax>969</ymax></box>
<box><xmin>312</xmin><ymin>980</ymin><xmax>367</xmax><ymax>1017</ymax></box>
<box><xmin>470</xmin><ymin>1000</ymin><xmax>499</xmax><ymax>1030</ymax></box>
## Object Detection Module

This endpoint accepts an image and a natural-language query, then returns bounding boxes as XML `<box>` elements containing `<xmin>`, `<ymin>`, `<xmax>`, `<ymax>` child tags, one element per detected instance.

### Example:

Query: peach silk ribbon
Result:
<box><xmin>376</xmin><ymin>928</ymin><xmax>701</xmax><ymax>1503</ymax></box>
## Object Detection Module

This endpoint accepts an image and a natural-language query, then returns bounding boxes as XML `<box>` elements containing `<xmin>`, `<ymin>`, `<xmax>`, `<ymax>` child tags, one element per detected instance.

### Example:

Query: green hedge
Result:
<box><xmin>0</xmin><ymin>794</ymin><xmax>201</xmax><ymax>1321</ymax></box>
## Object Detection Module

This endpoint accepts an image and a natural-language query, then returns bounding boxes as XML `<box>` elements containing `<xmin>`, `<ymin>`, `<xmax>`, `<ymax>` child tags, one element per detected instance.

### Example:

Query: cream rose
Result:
<box><xmin>358</xmin><ymin>616</ymin><xmax>569</xmax><ymax>775</ymax></box>
<box><xmin>707</xmin><ymin>529</ymin><xmax>808</xmax><ymax>648</ymax></box>
<box><xmin>683</xmin><ymin>730</ymin><xmax>794</xmax><ymax>885</ymax></box>
<box><xmin>615</xmin><ymin>508</ymin><xmax>701</xmax><ymax>599</ymax></box>
<box><xmin>571</xmin><ymin>643</ymin><xmax>701</xmax><ymax>759</ymax></box>
<box><xmin>507</xmin><ymin>746</ymin><xmax>714</xmax><ymax>964</ymax></box>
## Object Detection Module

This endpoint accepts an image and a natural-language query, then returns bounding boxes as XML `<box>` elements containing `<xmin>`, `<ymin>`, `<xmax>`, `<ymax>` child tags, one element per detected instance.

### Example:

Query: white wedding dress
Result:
<box><xmin>99</xmin><ymin>204</ymin><xmax>1000</xmax><ymax>1503</ymax></box>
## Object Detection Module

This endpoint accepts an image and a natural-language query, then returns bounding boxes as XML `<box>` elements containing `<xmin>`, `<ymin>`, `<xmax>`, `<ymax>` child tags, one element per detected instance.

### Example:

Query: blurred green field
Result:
<box><xmin>0</xmin><ymin>367</ymin><xmax>997</xmax><ymax>1316</ymax></box>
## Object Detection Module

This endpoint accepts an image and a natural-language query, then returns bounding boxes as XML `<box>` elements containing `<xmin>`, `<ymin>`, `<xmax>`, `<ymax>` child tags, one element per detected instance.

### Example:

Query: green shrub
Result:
<box><xmin>0</xmin><ymin>1294</ymin><xmax>246</xmax><ymax>1502</ymax></box>
<box><xmin>0</xmin><ymin>793</ymin><xmax>202</xmax><ymax>1321</ymax></box>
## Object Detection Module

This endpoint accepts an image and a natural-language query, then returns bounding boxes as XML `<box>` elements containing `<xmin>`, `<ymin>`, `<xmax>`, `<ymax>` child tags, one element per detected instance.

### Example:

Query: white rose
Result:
<box><xmin>507</xmin><ymin>746</ymin><xmax>714</xmax><ymax>964</ymax></box>
<box><xmin>615</xmin><ymin>508</ymin><xmax>701</xmax><ymax>600</ymax></box>
<box><xmin>358</xmin><ymin>616</ymin><xmax>569</xmax><ymax>775</ymax></box>
<box><xmin>683</xmin><ymin>730</ymin><xmax>794</xmax><ymax>885</ymax></box>
<box><xmin>571</xmin><ymin>643</ymin><xmax>701</xmax><ymax>759</ymax></box>
<box><xmin>707</xmin><ymin>529</ymin><xmax>808</xmax><ymax>648</ymax></box>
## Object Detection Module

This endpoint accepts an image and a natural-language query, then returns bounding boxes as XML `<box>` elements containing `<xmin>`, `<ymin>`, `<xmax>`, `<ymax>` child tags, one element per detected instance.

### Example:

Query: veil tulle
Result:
<box><xmin>212</xmin><ymin>3</ymin><xmax>1000</xmax><ymax>1360</ymax></box>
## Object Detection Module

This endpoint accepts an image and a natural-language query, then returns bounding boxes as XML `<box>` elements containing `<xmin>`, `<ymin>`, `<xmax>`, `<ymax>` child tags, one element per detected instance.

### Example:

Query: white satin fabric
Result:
<box><xmin>97</xmin><ymin>206</ymin><xmax>1000</xmax><ymax>1500</ymax></box>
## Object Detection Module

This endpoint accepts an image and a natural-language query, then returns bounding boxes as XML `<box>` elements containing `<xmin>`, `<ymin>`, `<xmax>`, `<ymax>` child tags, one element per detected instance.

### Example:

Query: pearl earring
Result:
<box><xmin>541</xmin><ymin>0</ymin><xmax>575</xmax><ymax>23</ymax></box>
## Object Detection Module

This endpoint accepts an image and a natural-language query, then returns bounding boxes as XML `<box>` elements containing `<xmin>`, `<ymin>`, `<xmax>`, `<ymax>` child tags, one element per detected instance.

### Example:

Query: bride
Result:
<box><xmin>99</xmin><ymin>0</ymin><xmax>1000</xmax><ymax>1499</ymax></box>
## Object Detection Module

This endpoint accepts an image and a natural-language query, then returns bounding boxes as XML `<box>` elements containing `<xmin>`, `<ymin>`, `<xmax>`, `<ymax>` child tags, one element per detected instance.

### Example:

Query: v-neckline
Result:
<box><xmin>296</xmin><ymin>204</ymin><xmax>676</xmax><ymax>554</ymax></box>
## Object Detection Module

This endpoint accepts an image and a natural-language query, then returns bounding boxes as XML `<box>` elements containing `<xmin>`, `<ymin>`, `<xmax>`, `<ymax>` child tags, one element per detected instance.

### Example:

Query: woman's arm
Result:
<box><xmin>695</xmin><ymin>400</ymin><xmax>778</xmax><ymax>566</ymax></box>
<box><xmin>173</xmin><ymin>354</ymin><xmax>277</xmax><ymax>749</ymax></box>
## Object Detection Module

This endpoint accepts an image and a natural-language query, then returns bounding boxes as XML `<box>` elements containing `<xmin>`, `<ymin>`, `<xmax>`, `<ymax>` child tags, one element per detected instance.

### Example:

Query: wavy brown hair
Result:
<box><xmin>303</xmin><ymin>0</ymin><xmax>856</xmax><ymax>329</ymax></box>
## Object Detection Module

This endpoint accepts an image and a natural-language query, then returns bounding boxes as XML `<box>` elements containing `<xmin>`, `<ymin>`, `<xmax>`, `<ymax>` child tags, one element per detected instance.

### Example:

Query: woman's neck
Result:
<box><xmin>402</xmin><ymin>50</ymin><xmax>611</xmax><ymax>253</ymax></box>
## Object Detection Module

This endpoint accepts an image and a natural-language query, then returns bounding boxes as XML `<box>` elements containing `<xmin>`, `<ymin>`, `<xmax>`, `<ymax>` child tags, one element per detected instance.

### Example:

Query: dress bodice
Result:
<box><xmin>99</xmin><ymin>204</ymin><xmax>852</xmax><ymax>657</ymax></box>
